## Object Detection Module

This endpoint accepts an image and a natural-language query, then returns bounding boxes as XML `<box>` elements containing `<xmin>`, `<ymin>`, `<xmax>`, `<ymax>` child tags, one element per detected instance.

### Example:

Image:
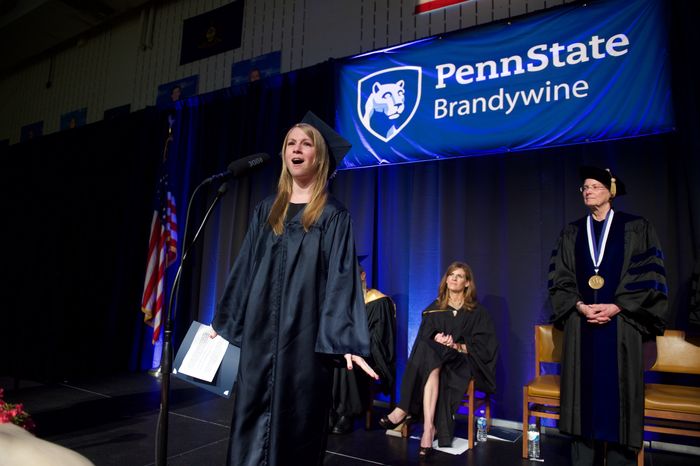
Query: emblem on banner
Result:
<box><xmin>357</xmin><ymin>66</ymin><xmax>422</xmax><ymax>142</ymax></box>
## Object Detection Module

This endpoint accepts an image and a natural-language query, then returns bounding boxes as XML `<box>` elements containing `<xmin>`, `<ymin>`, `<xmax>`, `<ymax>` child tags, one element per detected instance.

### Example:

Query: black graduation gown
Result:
<box><xmin>330</xmin><ymin>296</ymin><xmax>396</xmax><ymax>417</ymax></box>
<box><xmin>397</xmin><ymin>301</ymin><xmax>498</xmax><ymax>447</ymax></box>
<box><xmin>212</xmin><ymin>195</ymin><xmax>370</xmax><ymax>466</ymax></box>
<box><xmin>548</xmin><ymin>211</ymin><xmax>669</xmax><ymax>449</ymax></box>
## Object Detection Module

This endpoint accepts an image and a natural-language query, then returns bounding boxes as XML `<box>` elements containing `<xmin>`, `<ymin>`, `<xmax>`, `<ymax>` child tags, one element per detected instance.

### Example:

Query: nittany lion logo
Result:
<box><xmin>358</xmin><ymin>66</ymin><xmax>422</xmax><ymax>142</ymax></box>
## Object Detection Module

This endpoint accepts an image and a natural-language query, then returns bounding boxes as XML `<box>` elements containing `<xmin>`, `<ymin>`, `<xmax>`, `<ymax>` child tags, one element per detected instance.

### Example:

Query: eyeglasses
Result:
<box><xmin>579</xmin><ymin>184</ymin><xmax>607</xmax><ymax>193</ymax></box>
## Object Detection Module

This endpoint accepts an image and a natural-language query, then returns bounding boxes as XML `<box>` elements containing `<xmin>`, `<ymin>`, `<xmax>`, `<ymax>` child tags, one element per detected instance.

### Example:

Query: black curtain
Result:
<box><xmin>1</xmin><ymin>109</ymin><xmax>164</xmax><ymax>380</ymax></box>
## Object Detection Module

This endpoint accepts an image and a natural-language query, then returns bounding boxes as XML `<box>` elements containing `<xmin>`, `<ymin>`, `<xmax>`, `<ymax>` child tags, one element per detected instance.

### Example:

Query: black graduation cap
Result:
<box><xmin>301</xmin><ymin>111</ymin><xmax>352</xmax><ymax>173</ymax></box>
<box><xmin>579</xmin><ymin>165</ymin><xmax>627</xmax><ymax>197</ymax></box>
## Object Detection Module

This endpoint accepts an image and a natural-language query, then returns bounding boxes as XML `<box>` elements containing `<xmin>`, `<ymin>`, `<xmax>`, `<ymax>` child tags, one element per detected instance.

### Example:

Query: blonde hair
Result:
<box><xmin>268</xmin><ymin>123</ymin><xmax>330</xmax><ymax>235</ymax></box>
<box><xmin>436</xmin><ymin>261</ymin><xmax>477</xmax><ymax>311</ymax></box>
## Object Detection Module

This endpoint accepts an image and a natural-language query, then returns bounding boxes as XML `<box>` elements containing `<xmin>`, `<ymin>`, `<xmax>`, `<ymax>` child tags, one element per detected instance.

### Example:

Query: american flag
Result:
<box><xmin>141</xmin><ymin>128</ymin><xmax>178</xmax><ymax>344</ymax></box>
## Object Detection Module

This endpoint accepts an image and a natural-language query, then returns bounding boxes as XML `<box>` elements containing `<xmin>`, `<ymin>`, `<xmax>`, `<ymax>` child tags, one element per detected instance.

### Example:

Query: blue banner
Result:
<box><xmin>336</xmin><ymin>0</ymin><xmax>673</xmax><ymax>169</ymax></box>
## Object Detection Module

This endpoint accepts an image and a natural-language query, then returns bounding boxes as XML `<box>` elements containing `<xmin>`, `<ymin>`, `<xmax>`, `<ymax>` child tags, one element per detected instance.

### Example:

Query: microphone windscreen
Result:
<box><xmin>227</xmin><ymin>153</ymin><xmax>270</xmax><ymax>177</ymax></box>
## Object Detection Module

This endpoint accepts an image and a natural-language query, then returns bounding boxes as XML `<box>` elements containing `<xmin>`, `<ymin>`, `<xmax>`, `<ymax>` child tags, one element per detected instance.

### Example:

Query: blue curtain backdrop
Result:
<box><xmin>1</xmin><ymin>0</ymin><xmax>698</xmax><ymax>429</ymax></box>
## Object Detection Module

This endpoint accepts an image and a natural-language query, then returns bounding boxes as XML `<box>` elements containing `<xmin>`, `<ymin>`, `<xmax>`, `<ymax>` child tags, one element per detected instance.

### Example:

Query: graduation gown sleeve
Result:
<box><xmin>616</xmin><ymin>218</ymin><xmax>669</xmax><ymax>337</ymax></box>
<box><xmin>314</xmin><ymin>207</ymin><xmax>371</xmax><ymax>356</ymax></box>
<box><xmin>462</xmin><ymin>305</ymin><xmax>499</xmax><ymax>394</ymax></box>
<box><xmin>548</xmin><ymin>223</ymin><xmax>580</xmax><ymax>327</ymax></box>
<box><xmin>547</xmin><ymin>223</ymin><xmax>584</xmax><ymax>438</ymax></box>
<box><xmin>211</xmin><ymin>200</ymin><xmax>266</xmax><ymax>346</ymax></box>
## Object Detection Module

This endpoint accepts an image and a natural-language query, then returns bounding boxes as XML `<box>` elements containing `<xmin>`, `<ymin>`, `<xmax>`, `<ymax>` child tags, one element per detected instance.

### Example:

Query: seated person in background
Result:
<box><xmin>379</xmin><ymin>261</ymin><xmax>498</xmax><ymax>458</ymax></box>
<box><xmin>248</xmin><ymin>67</ymin><xmax>261</xmax><ymax>82</ymax></box>
<box><xmin>329</xmin><ymin>260</ymin><xmax>396</xmax><ymax>434</ymax></box>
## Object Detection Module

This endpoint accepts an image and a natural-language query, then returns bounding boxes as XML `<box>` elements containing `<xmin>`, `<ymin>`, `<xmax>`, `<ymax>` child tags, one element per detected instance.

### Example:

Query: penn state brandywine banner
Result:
<box><xmin>337</xmin><ymin>0</ymin><xmax>673</xmax><ymax>169</ymax></box>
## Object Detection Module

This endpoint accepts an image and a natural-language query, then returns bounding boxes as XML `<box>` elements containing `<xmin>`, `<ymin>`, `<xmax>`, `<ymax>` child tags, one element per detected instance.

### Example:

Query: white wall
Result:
<box><xmin>0</xmin><ymin>0</ymin><xmax>571</xmax><ymax>144</ymax></box>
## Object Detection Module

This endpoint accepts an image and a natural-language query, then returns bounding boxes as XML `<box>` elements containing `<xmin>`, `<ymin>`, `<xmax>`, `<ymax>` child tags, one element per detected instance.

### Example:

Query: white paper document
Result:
<box><xmin>176</xmin><ymin>323</ymin><xmax>229</xmax><ymax>382</ymax></box>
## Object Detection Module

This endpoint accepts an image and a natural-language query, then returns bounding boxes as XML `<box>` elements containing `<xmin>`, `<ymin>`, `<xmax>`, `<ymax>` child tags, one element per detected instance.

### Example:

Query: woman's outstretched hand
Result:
<box><xmin>344</xmin><ymin>354</ymin><xmax>379</xmax><ymax>380</ymax></box>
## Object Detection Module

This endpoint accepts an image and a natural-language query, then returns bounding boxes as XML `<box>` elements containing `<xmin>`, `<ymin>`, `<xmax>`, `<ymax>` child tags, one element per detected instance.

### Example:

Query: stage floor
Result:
<box><xmin>1</xmin><ymin>373</ymin><xmax>696</xmax><ymax>466</ymax></box>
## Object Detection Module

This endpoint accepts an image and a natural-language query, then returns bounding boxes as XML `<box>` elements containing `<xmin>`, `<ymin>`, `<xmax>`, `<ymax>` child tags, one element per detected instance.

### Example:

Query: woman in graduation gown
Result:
<box><xmin>210</xmin><ymin>112</ymin><xmax>377</xmax><ymax>466</ymax></box>
<box><xmin>379</xmin><ymin>261</ymin><xmax>498</xmax><ymax>457</ymax></box>
<box><xmin>548</xmin><ymin>166</ymin><xmax>669</xmax><ymax>465</ymax></box>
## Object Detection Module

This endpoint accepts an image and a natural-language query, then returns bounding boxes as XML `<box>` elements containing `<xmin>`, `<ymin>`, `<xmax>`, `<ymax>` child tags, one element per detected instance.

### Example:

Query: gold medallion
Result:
<box><xmin>588</xmin><ymin>274</ymin><xmax>605</xmax><ymax>290</ymax></box>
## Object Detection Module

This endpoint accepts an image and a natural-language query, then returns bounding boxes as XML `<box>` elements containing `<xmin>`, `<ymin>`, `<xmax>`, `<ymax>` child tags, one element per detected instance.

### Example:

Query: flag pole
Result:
<box><xmin>153</xmin><ymin>116</ymin><xmax>176</xmax><ymax>466</ymax></box>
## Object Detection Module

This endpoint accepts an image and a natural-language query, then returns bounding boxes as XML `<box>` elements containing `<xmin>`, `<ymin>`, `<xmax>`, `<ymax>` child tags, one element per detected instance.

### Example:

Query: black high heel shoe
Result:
<box><xmin>418</xmin><ymin>426</ymin><xmax>435</xmax><ymax>459</ymax></box>
<box><xmin>378</xmin><ymin>413</ymin><xmax>409</xmax><ymax>430</ymax></box>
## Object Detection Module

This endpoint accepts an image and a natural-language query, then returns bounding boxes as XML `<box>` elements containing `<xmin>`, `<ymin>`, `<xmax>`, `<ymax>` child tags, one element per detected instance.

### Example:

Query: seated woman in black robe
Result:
<box><xmin>379</xmin><ymin>261</ymin><xmax>499</xmax><ymax>457</ymax></box>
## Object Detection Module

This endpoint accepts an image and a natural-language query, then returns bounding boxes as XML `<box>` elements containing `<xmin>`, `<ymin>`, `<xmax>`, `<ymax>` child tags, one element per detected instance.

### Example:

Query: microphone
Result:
<box><xmin>203</xmin><ymin>152</ymin><xmax>270</xmax><ymax>184</ymax></box>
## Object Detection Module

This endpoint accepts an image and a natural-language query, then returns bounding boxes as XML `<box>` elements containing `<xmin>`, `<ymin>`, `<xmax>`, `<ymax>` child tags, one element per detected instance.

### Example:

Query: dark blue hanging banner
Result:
<box><xmin>336</xmin><ymin>0</ymin><xmax>673</xmax><ymax>169</ymax></box>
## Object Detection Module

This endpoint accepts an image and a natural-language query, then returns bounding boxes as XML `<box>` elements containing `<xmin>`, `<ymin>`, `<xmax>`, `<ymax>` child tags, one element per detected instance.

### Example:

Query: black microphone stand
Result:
<box><xmin>155</xmin><ymin>181</ymin><xmax>228</xmax><ymax>466</ymax></box>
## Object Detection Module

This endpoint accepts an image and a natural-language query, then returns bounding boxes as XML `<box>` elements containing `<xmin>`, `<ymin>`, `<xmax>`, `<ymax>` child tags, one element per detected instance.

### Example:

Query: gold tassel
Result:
<box><xmin>606</xmin><ymin>168</ymin><xmax>617</xmax><ymax>198</ymax></box>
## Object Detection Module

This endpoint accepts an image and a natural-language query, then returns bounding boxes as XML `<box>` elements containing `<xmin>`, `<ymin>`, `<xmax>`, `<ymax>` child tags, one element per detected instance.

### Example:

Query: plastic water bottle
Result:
<box><xmin>476</xmin><ymin>416</ymin><xmax>487</xmax><ymax>442</ymax></box>
<box><xmin>527</xmin><ymin>423</ymin><xmax>540</xmax><ymax>460</ymax></box>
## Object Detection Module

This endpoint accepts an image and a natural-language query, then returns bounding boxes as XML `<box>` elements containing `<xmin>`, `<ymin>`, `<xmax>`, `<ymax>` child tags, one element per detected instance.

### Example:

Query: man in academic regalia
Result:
<box><xmin>329</xmin><ymin>258</ymin><xmax>395</xmax><ymax>434</ymax></box>
<box><xmin>548</xmin><ymin>166</ymin><xmax>670</xmax><ymax>465</ymax></box>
